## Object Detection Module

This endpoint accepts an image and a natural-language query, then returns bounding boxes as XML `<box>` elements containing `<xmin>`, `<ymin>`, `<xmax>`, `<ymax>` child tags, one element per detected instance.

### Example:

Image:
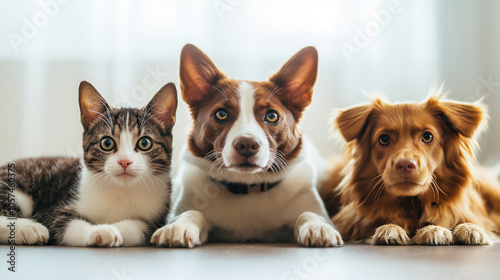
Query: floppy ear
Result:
<box><xmin>144</xmin><ymin>83</ymin><xmax>178</xmax><ymax>131</ymax></box>
<box><xmin>180</xmin><ymin>44</ymin><xmax>226</xmax><ymax>106</ymax></box>
<box><xmin>79</xmin><ymin>81</ymin><xmax>111</xmax><ymax>130</ymax></box>
<box><xmin>270</xmin><ymin>46</ymin><xmax>318</xmax><ymax>115</ymax></box>
<box><xmin>427</xmin><ymin>97</ymin><xmax>487</xmax><ymax>138</ymax></box>
<box><xmin>335</xmin><ymin>103</ymin><xmax>373</xmax><ymax>142</ymax></box>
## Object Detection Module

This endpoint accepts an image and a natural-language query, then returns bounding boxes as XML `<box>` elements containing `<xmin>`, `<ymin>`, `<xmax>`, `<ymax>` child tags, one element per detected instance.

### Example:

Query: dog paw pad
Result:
<box><xmin>413</xmin><ymin>225</ymin><xmax>452</xmax><ymax>245</ymax></box>
<box><xmin>151</xmin><ymin>223</ymin><xmax>201</xmax><ymax>248</ymax></box>
<box><xmin>297</xmin><ymin>221</ymin><xmax>343</xmax><ymax>247</ymax></box>
<box><xmin>372</xmin><ymin>224</ymin><xmax>409</xmax><ymax>245</ymax></box>
<box><xmin>453</xmin><ymin>223</ymin><xmax>491</xmax><ymax>245</ymax></box>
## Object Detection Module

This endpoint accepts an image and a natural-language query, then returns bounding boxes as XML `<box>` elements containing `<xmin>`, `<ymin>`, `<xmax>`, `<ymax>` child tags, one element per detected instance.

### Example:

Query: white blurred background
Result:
<box><xmin>0</xmin><ymin>0</ymin><xmax>499</xmax><ymax>166</ymax></box>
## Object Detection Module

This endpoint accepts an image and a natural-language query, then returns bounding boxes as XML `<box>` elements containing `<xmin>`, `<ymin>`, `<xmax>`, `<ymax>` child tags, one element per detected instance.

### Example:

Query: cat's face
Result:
<box><xmin>79</xmin><ymin>81</ymin><xmax>177</xmax><ymax>186</ymax></box>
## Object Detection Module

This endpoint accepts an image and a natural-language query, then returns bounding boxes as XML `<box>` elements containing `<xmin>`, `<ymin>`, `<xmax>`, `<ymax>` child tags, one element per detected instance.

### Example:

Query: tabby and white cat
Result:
<box><xmin>0</xmin><ymin>81</ymin><xmax>177</xmax><ymax>247</ymax></box>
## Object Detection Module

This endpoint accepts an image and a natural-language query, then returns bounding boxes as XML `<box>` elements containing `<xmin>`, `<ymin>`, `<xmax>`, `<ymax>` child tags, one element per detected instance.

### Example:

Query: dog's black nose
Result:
<box><xmin>394</xmin><ymin>159</ymin><xmax>417</xmax><ymax>176</ymax></box>
<box><xmin>233</xmin><ymin>136</ymin><xmax>260</xmax><ymax>157</ymax></box>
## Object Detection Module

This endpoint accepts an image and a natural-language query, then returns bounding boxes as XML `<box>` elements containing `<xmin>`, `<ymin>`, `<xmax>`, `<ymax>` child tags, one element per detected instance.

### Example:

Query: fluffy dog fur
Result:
<box><xmin>321</xmin><ymin>92</ymin><xmax>500</xmax><ymax>245</ymax></box>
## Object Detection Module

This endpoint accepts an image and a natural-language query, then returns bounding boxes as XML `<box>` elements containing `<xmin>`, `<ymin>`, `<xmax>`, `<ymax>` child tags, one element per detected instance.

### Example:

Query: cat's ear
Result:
<box><xmin>145</xmin><ymin>83</ymin><xmax>178</xmax><ymax>131</ymax></box>
<box><xmin>79</xmin><ymin>81</ymin><xmax>111</xmax><ymax>129</ymax></box>
<box><xmin>180</xmin><ymin>44</ymin><xmax>226</xmax><ymax>106</ymax></box>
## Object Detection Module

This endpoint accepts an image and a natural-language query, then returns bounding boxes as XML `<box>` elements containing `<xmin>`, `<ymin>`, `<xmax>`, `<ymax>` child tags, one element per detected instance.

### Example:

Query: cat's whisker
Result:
<box><xmin>141</xmin><ymin>110</ymin><xmax>169</xmax><ymax>129</ymax></box>
<box><xmin>140</xmin><ymin>105</ymin><xmax>154</xmax><ymax>130</ymax></box>
<box><xmin>90</xmin><ymin>110</ymin><xmax>113</xmax><ymax>130</ymax></box>
<box><xmin>101</xmin><ymin>100</ymin><xmax>114</xmax><ymax>127</ymax></box>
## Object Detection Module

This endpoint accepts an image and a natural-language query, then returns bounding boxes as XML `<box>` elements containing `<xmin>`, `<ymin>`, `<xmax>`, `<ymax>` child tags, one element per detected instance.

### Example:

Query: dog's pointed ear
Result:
<box><xmin>270</xmin><ymin>46</ymin><xmax>318</xmax><ymax>114</ymax></box>
<box><xmin>335</xmin><ymin>103</ymin><xmax>374</xmax><ymax>142</ymax></box>
<box><xmin>426</xmin><ymin>97</ymin><xmax>487</xmax><ymax>138</ymax></box>
<box><xmin>79</xmin><ymin>81</ymin><xmax>111</xmax><ymax>130</ymax></box>
<box><xmin>180</xmin><ymin>44</ymin><xmax>226</xmax><ymax>106</ymax></box>
<box><xmin>144</xmin><ymin>83</ymin><xmax>178</xmax><ymax>131</ymax></box>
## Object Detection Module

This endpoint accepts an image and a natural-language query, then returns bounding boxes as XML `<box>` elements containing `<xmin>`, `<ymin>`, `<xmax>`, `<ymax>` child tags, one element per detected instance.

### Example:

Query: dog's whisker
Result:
<box><xmin>429</xmin><ymin>179</ymin><xmax>438</xmax><ymax>203</ymax></box>
<box><xmin>358</xmin><ymin>173</ymin><xmax>384</xmax><ymax>208</ymax></box>
<box><xmin>373</xmin><ymin>179</ymin><xmax>386</xmax><ymax>207</ymax></box>
<box><xmin>367</xmin><ymin>173</ymin><xmax>383</xmax><ymax>186</ymax></box>
<box><xmin>432</xmin><ymin>175</ymin><xmax>448</xmax><ymax>197</ymax></box>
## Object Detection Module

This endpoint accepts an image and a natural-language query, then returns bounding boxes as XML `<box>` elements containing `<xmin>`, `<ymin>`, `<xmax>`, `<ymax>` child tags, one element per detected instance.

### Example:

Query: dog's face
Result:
<box><xmin>336</xmin><ymin>96</ymin><xmax>485</xmax><ymax>197</ymax></box>
<box><xmin>367</xmin><ymin>103</ymin><xmax>445</xmax><ymax>196</ymax></box>
<box><xmin>180</xmin><ymin>44</ymin><xmax>317</xmax><ymax>180</ymax></box>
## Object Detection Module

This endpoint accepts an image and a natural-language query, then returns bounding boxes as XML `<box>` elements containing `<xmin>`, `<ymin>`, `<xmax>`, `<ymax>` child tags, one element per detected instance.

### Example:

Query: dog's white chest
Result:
<box><xmin>202</xmin><ymin>189</ymin><xmax>292</xmax><ymax>240</ymax></box>
<box><xmin>174</xmin><ymin>139</ymin><xmax>326</xmax><ymax>241</ymax></box>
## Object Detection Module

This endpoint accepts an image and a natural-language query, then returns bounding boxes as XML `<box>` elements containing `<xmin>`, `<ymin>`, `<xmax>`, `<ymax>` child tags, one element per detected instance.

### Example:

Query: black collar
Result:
<box><xmin>214</xmin><ymin>179</ymin><xmax>282</xmax><ymax>195</ymax></box>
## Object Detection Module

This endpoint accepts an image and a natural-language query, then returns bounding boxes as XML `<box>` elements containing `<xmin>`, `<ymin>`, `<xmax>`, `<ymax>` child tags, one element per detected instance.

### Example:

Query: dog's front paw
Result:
<box><xmin>295</xmin><ymin>212</ymin><xmax>343</xmax><ymax>247</ymax></box>
<box><xmin>16</xmin><ymin>219</ymin><xmax>49</xmax><ymax>245</ymax></box>
<box><xmin>151</xmin><ymin>223</ymin><xmax>201</xmax><ymax>248</ymax></box>
<box><xmin>372</xmin><ymin>224</ymin><xmax>409</xmax><ymax>245</ymax></box>
<box><xmin>413</xmin><ymin>225</ymin><xmax>452</xmax><ymax>245</ymax></box>
<box><xmin>453</xmin><ymin>223</ymin><xmax>491</xmax><ymax>245</ymax></box>
<box><xmin>85</xmin><ymin>225</ymin><xmax>123</xmax><ymax>247</ymax></box>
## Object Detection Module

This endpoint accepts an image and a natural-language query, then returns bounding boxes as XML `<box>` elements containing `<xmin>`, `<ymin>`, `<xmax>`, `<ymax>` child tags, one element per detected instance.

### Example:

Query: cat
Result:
<box><xmin>0</xmin><ymin>80</ymin><xmax>177</xmax><ymax>247</ymax></box>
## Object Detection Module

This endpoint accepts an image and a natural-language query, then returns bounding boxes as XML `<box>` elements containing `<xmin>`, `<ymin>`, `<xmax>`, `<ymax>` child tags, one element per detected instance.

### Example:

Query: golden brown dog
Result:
<box><xmin>321</xmin><ymin>93</ymin><xmax>500</xmax><ymax>245</ymax></box>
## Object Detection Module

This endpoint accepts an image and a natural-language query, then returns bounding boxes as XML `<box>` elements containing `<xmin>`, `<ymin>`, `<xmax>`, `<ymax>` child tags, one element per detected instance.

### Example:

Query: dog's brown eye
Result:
<box><xmin>379</xmin><ymin>135</ymin><xmax>390</xmax><ymax>146</ymax></box>
<box><xmin>214</xmin><ymin>108</ymin><xmax>229</xmax><ymax>123</ymax></box>
<box><xmin>422</xmin><ymin>132</ymin><xmax>433</xmax><ymax>143</ymax></box>
<box><xmin>265</xmin><ymin>110</ymin><xmax>280</xmax><ymax>124</ymax></box>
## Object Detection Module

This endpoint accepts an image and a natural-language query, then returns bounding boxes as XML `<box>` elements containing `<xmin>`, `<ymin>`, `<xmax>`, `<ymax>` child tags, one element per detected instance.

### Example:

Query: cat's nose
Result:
<box><xmin>118</xmin><ymin>159</ymin><xmax>132</xmax><ymax>169</ymax></box>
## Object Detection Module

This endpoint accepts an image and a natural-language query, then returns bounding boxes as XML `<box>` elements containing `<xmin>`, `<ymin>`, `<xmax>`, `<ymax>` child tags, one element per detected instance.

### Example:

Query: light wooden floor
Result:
<box><xmin>1</xmin><ymin>243</ymin><xmax>499</xmax><ymax>280</ymax></box>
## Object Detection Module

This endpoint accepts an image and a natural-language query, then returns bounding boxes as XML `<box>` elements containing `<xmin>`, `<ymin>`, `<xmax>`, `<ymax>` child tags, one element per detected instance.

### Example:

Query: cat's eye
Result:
<box><xmin>422</xmin><ymin>132</ymin><xmax>433</xmax><ymax>143</ymax></box>
<box><xmin>379</xmin><ymin>134</ymin><xmax>390</xmax><ymax>146</ymax></box>
<box><xmin>137</xmin><ymin>137</ymin><xmax>152</xmax><ymax>151</ymax></box>
<box><xmin>214</xmin><ymin>108</ymin><xmax>229</xmax><ymax>123</ymax></box>
<box><xmin>264</xmin><ymin>110</ymin><xmax>280</xmax><ymax>124</ymax></box>
<box><xmin>100</xmin><ymin>137</ymin><xmax>116</xmax><ymax>151</ymax></box>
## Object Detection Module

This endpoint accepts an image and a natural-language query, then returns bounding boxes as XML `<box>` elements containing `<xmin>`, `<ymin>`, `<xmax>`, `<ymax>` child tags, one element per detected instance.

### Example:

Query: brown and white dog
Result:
<box><xmin>151</xmin><ymin>44</ymin><xmax>342</xmax><ymax>247</ymax></box>
<box><xmin>321</xmin><ymin>92</ymin><xmax>500</xmax><ymax>245</ymax></box>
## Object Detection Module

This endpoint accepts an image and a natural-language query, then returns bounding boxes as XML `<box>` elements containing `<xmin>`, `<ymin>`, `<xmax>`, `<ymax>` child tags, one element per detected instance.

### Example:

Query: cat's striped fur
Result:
<box><xmin>0</xmin><ymin>81</ymin><xmax>177</xmax><ymax>246</ymax></box>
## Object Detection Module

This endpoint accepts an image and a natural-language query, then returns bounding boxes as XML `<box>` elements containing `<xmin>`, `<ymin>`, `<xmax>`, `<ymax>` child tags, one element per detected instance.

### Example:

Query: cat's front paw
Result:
<box><xmin>453</xmin><ymin>223</ymin><xmax>491</xmax><ymax>245</ymax></box>
<box><xmin>16</xmin><ymin>219</ymin><xmax>49</xmax><ymax>245</ymax></box>
<box><xmin>413</xmin><ymin>225</ymin><xmax>452</xmax><ymax>245</ymax></box>
<box><xmin>151</xmin><ymin>222</ymin><xmax>201</xmax><ymax>248</ymax></box>
<box><xmin>295</xmin><ymin>212</ymin><xmax>343</xmax><ymax>247</ymax></box>
<box><xmin>85</xmin><ymin>225</ymin><xmax>123</xmax><ymax>247</ymax></box>
<box><xmin>372</xmin><ymin>224</ymin><xmax>409</xmax><ymax>245</ymax></box>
